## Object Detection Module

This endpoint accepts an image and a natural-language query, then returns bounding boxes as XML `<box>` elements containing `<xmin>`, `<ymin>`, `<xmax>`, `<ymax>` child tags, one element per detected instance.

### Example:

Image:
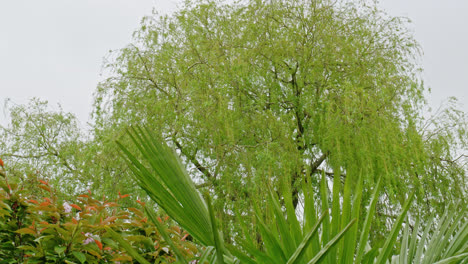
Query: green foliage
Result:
<box><xmin>93</xmin><ymin>0</ymin><xmax>468</xmax><ymax>242</ymax></box>
<box><xmin>393</xmin><ymin>204</ymin><xmax>468</xmax><ymax>264</ymax></box>
<box><xmin>1</xmin><ymin>0</ymin><xmax>468</xmax><ymax>263</ymax></box>
<box><xmin>0</xmin><ymin>98</ymin><xmax>85</xmax><ymax>198</ymax></box>
<box><xmin>0</xmin><ymin>98</ymin><xmax>149</xmax><ymax>203</ymax></box>
<box><xmin>0</xmin><ymin>166</ymin><xmax>198</xmax><ymax>263</ymax></box>
<box><xmin>118</xmin><ymin>126</ymin><xmax>468</xmax><ymax>263</ymax></box>
<box><xmin>118</xmin><ymin>126</ymin><xmax>215</xmax><ymax>247</ymax></box>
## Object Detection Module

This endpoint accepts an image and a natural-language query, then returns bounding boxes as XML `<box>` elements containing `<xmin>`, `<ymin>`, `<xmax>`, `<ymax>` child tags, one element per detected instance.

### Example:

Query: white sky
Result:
<box><xmin>0</xmin><ymin>0</ymin><xmax>467</xmax><ymax>127</ymax></box>
<box><xmin>380</xmin><ymin>0</ymin><xmax>468</xmax><ymax>114</ymax></box>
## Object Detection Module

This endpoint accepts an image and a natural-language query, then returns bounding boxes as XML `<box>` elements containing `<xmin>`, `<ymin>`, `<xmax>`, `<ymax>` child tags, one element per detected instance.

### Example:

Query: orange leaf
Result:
<box><xmin>44</xmin><ymin>197</ymin><xmax>51</xmax><ymax>203</ymax></box>
<box><xmin>39</xmin><ymin>180</ymin><xmax>48</xmax><ymax>185</ymax></box>
<box><xmin>157</xmin><ymin>216</ymin><xmax>162</xmax><ymax>223</ymax></box>
<box><xmin>78</xmin><ymin>194</ymin><xmax>89</xmax><ymax>198</ymax></box>
<box><xmin>119</xmin><ymin>194</ymin><xmax>129</xmax><ymax>199</ymax></box>
<box><xmin>103</xmin><ymin>216</ymin><xmax>117</xmax><ymax>224</ymax></box>
<box><xmin>164</xmin><ymin>215</ymin><xmax>169</xmax><ymax>221</ymax></box>
<box><xmin>39</xmin><ymin>185</ymin><xmax>51</xmax><ymax>193</ymax></box>
<box><xmin>29</xmin><ymin>221</ymin><xmax>35</xmax><ymax>230</ymax></box>
<box><xmin>86</xmin><ymin>205</ymin><xmax>97</xmax><ymax>212</ymax></box>
<box><xmin>72</xmin><ymin>218</ymin><xmax>78</xmax><ymax>224</ymax></box>
<box><xmin>94</xmin><ymin>239</ymin><xmax>103</xmax><ymax>250</ymax></box>
<box><xmin>88</xmin><ymin>189</ymin><xmax>92</xmax><ymax>195</ymax></box>
<box><xmin>112</xmin><ymin>256</ymin><xmax>132</xmax><ymax>261</ymax></box>
<box><xmin>181</xmin><ymin>234</ymin><xmax>189</xmax><ymax>241</ymax></box>
<box><xmin>104</xmin><ymin>202</ymin><xmax>119</xmax><ymax>207</ymax></box>
<box><xmin>87</xmin><ymin>249</ymin><xmax>102</xmax><ymax>259</ymax></box>
<box><xmin>136</xmin><ymin>199</ymin><xmax>145</xmax><ymax>206</ymax></box>
<box><xmin>117</xmin><ymin>214</ymin><xmax>130</xmax><ymax>219</ymax></box>
<box><xmin>27</xmin><ymin>199</ymin><xmax>39</xmax><ymax>204</ymax></box>
<box><xmin>103</xmin><ymin>246</ymin><xmax>111</xmax><ymax>251</ymax></box>
<box><xmin>128</xmin><ymin>207</ymin><xmax>143</xmax><ymax>217</ymax></box>
<box><xmin>70</xmin><ymin>204</ymin><xmax>82</xmax><ymax>211</ymax></box>
<box><xmin>39</xmin><ymin>201</ymin><xmax>51</xmax><ymax>207</ymax></box>
<box><xmin>40</xmin><ymin>221</ymin><xmax>48</xmax><ymax>225</ymax></box>
<box><xmin>0</xmin><ymin>158</ymin><xmax>4</xmax><ymax>167</ymax></box>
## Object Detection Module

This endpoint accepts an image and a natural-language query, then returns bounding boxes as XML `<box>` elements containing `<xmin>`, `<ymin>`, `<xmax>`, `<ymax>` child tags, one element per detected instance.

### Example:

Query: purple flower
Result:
<box><xmin>83</xmin><ymin>237</ymin><xmax>94</xmax><ymax>245</ymax></box>
<box><xmin>83</xmin><ymin>233</ymin><xmax>94</xmax><ymax>245</ymax></box>
<box><xmin>63</xmin><ymin>202</ymin><xmax>72</xmax><ymax>213</ymax></box>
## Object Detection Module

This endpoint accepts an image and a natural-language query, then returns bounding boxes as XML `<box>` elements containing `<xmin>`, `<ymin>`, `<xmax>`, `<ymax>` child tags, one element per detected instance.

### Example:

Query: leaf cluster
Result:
<box><xmin>0</xmin><ymin>168</ymin><xmax>198</xmax><ymax>263</ymax></box>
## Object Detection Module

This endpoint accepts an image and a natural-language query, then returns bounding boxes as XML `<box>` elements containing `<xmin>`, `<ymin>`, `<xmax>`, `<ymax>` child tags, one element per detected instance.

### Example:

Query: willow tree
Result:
<box><xmin>0</xmin><ymin>99</ymin><xmax>87</xmax><ymax>197</ymax></box>
<box><xmin>0</xmin><ymin>99</ymin><xmax>137</xmax><ymax>201</ymax></box>
<box><xmin>94</xmin><ymin>0</ymin><xmax>467</xmax><ymax>240</ymax></box>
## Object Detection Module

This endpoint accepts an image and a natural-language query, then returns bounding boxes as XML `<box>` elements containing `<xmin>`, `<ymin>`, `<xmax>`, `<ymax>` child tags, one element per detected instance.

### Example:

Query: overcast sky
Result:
<box><xmin>1</xmin><ymin>0</ymin><xmax>467</xmax><ymax>128</ymax></box>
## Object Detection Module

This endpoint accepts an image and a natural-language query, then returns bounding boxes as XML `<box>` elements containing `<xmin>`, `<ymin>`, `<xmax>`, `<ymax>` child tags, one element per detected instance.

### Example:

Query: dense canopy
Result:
<box><xmin>94</xmin><ymin>0</ymin><xmax>467</xmax><ymax>226</ymax></box>
<box><xmin>1</xmin><ymin>0</ymin><xmax>467</xmax><ymax>253</ymax></box>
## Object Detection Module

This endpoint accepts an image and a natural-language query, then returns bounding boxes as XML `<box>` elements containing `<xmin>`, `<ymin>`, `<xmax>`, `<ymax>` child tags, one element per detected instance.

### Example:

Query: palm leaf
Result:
<box><xmin>105</xmin><ymin>227</ymin><xmax>152</xmax><ymax>264</ymax></box>
<box><xmin>395</xmin><ymin>204</ymin><xmax>468</xmax><ymax>264</ymax></box>
<box><xmin>375</xmin><ymin>191</ymin><xmax>414</xmax><ymax>263</ymax></box>
<box><xmin>117</xmin><ymin>126</ymin><xmax>214</xmax><ymax>246</ymax></box>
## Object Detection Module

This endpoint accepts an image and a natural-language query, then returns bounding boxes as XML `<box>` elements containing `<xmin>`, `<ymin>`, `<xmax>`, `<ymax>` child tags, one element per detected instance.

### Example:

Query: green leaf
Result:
<box><xmin>433</xmin><ymin>253</ymin><xmax>468</xmax><ymax>264</ymax></box>
<box><xmin>204</xmin><ymin>193</ymin><xmax>225</xmax><ymax>264</ymax></box>
<box><xmin>16</xmin><ymin>245</ymin><xmax>37</xmax><ymax>252</ymax></box>
<box><xmin>375</xmin><ymin>192</ymin><xmax>414</xmax><ymax>263</ymax></box>
<box><xmin>105</xmin><ymin>227</ymin><xmax>152</xmax><ymax>264</ymax></box>
<box><xmin>355</xmin><ymin>177</ymin><xmax>381</xmax><ymax>264</ymax></box>
<box><xmin>286</xmin><ymin>211</ymin><xmax>328</xmax><ymax>264</ymax></box>
<box><xmin>15</xmin><ymin>227</ymin><xmax>36</xmax><ymax>235</ymax></box>
<box><xmin>117</xmin><ymin>126</ymin><xmax>213</xmax><ymax>246</ymax></box>
<box><xmin>54</xmin><ymin>246</ymin><xmax>67</xmax><ymax>255</ymax></box>
<box><xmin>72</xmin><ymin>251</ymin><xmax>87</xmax><ymax>264</ymax></box>
<box><xmin>145</xmin><ymin>207</ymin><xmax>189</xmax><ymax>264</ymax></box>
<box><xmin>308</xmin><ymin>219</ymin><xmax>356</xmax><ymax>264</ymax></box>
<box><xmin>101</xmin><ymin>237</ymin><xmax>119</xmax><ymax>249</ymax></box>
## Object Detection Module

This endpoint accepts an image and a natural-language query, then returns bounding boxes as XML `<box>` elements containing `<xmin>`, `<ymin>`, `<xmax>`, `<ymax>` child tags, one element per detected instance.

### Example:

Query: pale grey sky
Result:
<box><xmin>0</xmin><ymin>0</ymin><xmax>178</xmax><ymax>126</ymax></box>
<box><xmin>1</xmin><ymin>0</ymin><xmax>467</xmax><ymax>127</ymax></box>
<box><xmin>380</xmin><ymin>0</ymin><xmax>468</xmax><ymax>113</ymax></box>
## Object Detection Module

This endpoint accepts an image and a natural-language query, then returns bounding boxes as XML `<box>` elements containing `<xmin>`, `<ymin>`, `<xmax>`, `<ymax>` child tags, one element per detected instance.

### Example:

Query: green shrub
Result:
<box><xmin>0</xmin><ymin>164</ymin><xmax>198</xmax><ymax>263</ymax></box>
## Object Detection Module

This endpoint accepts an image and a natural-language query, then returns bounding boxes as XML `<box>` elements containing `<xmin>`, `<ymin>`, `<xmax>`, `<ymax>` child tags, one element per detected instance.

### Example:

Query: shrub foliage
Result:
<box><xmin>0</xmin><ymin>164</ymin><xmax>197</xmax><ymax>263</ymax></box>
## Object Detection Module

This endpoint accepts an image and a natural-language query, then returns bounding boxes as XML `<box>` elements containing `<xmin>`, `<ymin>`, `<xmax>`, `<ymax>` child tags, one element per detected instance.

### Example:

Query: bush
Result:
<box><xmin>0</xmin><ymin>164</ymin><xmax>198</xmax><ymax>263</ymax></box>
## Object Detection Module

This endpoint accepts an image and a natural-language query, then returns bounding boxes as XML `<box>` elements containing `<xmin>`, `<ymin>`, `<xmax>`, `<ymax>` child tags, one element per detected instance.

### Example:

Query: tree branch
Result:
<box><xmin>310</xmin><ymin>152</ymin><xmax>329</xmax><ymax>174</ymax></box>
<box><xmin>195</xmin><ymin>182</ymin><xmax>211</xmax><ymax>189</ymax></box>
<box><xmin>133</xmin><ymin>47</ymin><xmax>172</xmax><ymax>99</ymax></box>
<box><xmin>2</xmin><ymin>153</ymin><xmax>49</xmax><ymax>159</ymax></box>
<box><xmin>173</xmin><ymin>139</ymin><xmax>214</xmax><ymax>180</ymax></box>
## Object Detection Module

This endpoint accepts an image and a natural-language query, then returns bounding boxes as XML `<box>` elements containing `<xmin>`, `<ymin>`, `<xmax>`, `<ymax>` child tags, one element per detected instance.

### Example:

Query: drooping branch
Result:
<box><xmin>132</xmin><ymin>46</ymin><xmax>172</xmax><ymax>99</ymax></box>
